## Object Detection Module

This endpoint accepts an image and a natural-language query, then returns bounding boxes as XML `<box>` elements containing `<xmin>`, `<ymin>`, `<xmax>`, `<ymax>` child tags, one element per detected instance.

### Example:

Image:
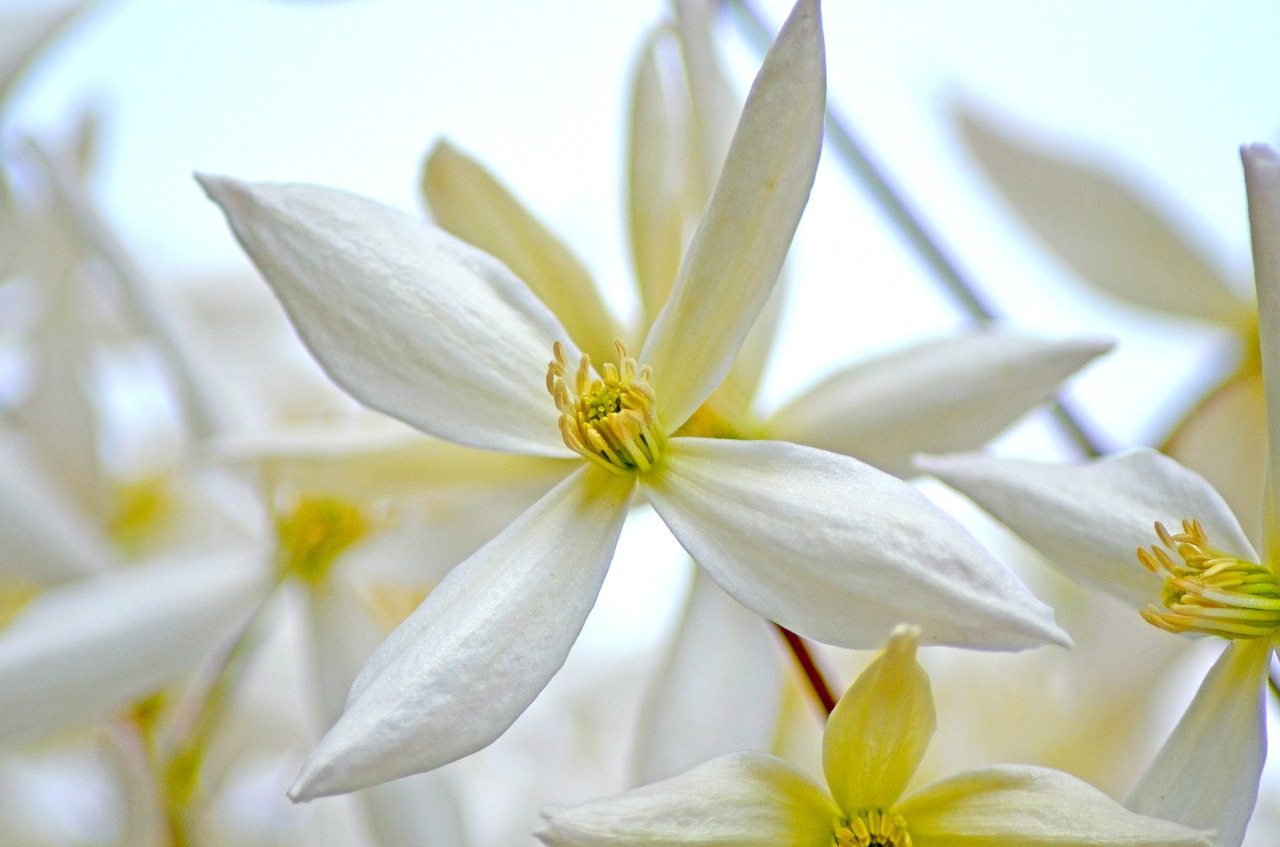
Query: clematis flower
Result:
<box><xmin>955</xmin><ymin>100</ymin><xmax>1263</xmax><ymax>543</ymax></box>
<box><xmin>918</xmin><ymin>144</ymin><xmax>1280</xmax><ymax>847</ymax></box>
<box><xmin>201</xmin><ymin>0</ymin><xmax>1069</xmax><ymax>801</ymax></box>
<box><xmin>538</xmin><ymin>626</ymin><xmax>1212</xmax><ymax>847</ymax></box>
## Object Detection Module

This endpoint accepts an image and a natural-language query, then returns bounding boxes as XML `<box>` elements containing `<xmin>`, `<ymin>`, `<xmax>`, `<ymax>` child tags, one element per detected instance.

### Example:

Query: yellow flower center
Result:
<box><xmin>834</xmin><ymin>810</ymin><xmax>911</xmax><ymax>847</ymax></box>
<box><xmin>0</xmin><ymin>573</ymin><xmax>39</xmax><ymax>629</ymax></box>
<box><xmin>1137</xmin><ymin>519</ymin><xmax>1280</xmax><ymax>639</ymax></box>
<box><xmin>546</xmin><ymin>340</ymin><xmax>666</xmax><ymax>475</ymax></box>
<box><xmin>276</xmin><ymin>496</ymin><xmax>371</xmax><ymax>584</ymax></box>
<box><xmin>109</xmin><ymin>476</ymin><xmax>175</xmax><ymax>552</ymax></box>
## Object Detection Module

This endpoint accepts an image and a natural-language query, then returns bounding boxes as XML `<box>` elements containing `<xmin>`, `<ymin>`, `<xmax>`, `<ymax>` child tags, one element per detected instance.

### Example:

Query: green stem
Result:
<box><xmin>723</xmin><ymin>0</ymin><xmax>1105</xmax><ymax>459</ymax></box>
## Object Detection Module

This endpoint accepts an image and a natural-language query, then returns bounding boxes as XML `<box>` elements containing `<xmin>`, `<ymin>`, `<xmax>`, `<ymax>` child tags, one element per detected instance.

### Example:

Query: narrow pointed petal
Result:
<box><xmin>627</xmin><ymin>29</ymin><xmax>687</xmax><ymax>324</ymax></box>
<box><xmin>673</xmin><ymin>0</ymin><xmax>740</xmax><ymax>201</ymax></box>
<box><xmin>641</xmin><ymin>0</ymin><xmax>825</xmax><ymax>431</ymax></box>
<box><xmin>0</xmin><ymin>548</ymin><xmax>271</xmax><ymax>747</ymax></box>
<box><xmin>898</xmin><ymin>764</ymin><xmax>1213</xmax><ymax>847</ymax></box>
<box><xmin>1125</xmin><ymin>637</ymin><xmax>1271</xmax><ymax>847</ymax></box>
<box><xmin>645</xmin><ymin>438</ymin><xmax>1067</xmax><ymax>651</ymax></box>
<box><xmin>198</xmin><ymin>175</ymin><xmax>577</xmax><ymax>457</ymax></box>
<box><xmin>956</xmin><ymin>101</ymin><xmax>1249</xmax><ymax>326</ymax></box>
<box><xmin>288</xmin><ymin>466</ymin><xmax>633</xmax><ymax>800</ymax></box>
<box><xmin>1241</xmin><ymin>143</ymin><xmax>1280</xmax><ymax>558</ymax></box>
<box><xmin>631</xmin><ymin>568</ymin><xmax>785</xmax><ymax>785</ymax></box>
<box><xmin>538</xmin><ymin>751</ymin><xmax>838</xmax><ymax>847</ymax></box>
<box><xmin>769</xmin><ymin>332</ymin><xmax>1112</xmax><ymax>478</ymax></box>
<box><xmin>1163</xmin><ymin>369</ymin><xmax>1267</xmax><ymax>550</ymax></box>
<box><xmin>918</xmin><ymin>449</ymin><xmax>1256</xmax><ymax>609</ymax></box>
<box><xmin>422</xmin><ymin>142</ymin><xmax>623</xmax><ymax>366</ymax></box>
<box><xmin>824</xmin><ymin>627</ymin><xmax>933</xmax><ymax>814</ymax></box>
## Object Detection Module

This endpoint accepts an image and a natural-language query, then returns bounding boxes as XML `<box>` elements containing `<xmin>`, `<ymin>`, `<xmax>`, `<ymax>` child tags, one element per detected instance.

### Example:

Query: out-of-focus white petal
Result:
<box><xmin>0</xmin><ymin>430</ymin><xmax>115</xmax><ymax>582</ymax></box>
<box><xmin>1163</xmin><ymin>370</ymin><xmax>1267</xmax><ymax>550</ymax></box>
<box><xmin>421</xmin><ymin>141</ymin><xmax>623</xmax><ymax>367</ymax></box>
<box><xmin>898</xmin><ymin>764</ymin><xmax>1213</xmax><ymax>847</ymax></box>
<box><xmin>1125</xmin><ymin>637</ymin><xmax>1272</xmax><ymax>847</ymax></box>
<box><xmin>673</xmin><ymin>0</ymin><xmax>739</xmax><ymax>202</ymax></box>
<box><xmin>641</xmin><ymin>0</ymin><xmax>824</xmax><ymax>431</ymax></box>
<box><xmin>0</xmin><ymin>0</ymin><xmax>91</xmax><ymax>104</ymax></box>
<box><xmin>198</xmin><ymin>175</ymin><xmax>577</xmax><ymax>458</ymax></box>
<box><xmin>538</xmin><ymin>751</ymin><xmax>838</xmax><ymax>847</ymax></box>
<box><xmin>288</xmin><ymin>466</ymin><xmax>634</xmax><ymax>800</ymax></box>
<box><xmin>918</xmin><ymin>449</ymin><xmax>1255</xmax><ymax>609</ymax></box>
<box><xmin>0</xmin><ymin>547</ymin><xmax>271</xmax><ymax>747</ymax></box>
<box><xmin>956</xmin><ymin>102</ymin><xmax>1249</xmax><ymax>327</ymax></box>
<box><xmin>1241</xmin><ymin>143</ymin><xmax>1280</xmax><ymax>558</ymax></box>
<box><xmin>824</xmin><ymin>627</ymin><xmax>932</xmax><ymax>814</ymax></box>
<box><xmin>646</xmin><ymin>438</ymin><xmax>1067</xmax><ymax>650</ymax></box>
<box><xmin>627</xmin><ymin>27</ymin><xmax>689</xmax><ymax>326</ymax></box>
<box><xmin>360</xmin><ymin>770</ymin><xmax>469</xmax><ymax>847</ymax></box>
<box><xmin>768</xmin><ymin>332</ymin><xmax>1112</xmax><ymax>478</ymax></box>
<box><xmin>630</xmin><ymin>567</ymin><xmax>784</xmax><ymax>786</ymax></box>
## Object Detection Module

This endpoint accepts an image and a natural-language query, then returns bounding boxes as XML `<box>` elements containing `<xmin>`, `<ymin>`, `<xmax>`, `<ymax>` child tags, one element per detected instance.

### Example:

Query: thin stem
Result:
<box><xmin>775</xmin><ymin>623</ymin><xmax>837</xmax><ymax>716</ymax></box>
<box><xmin>724</xmin><ymin>0</ymin><xmax>1105</xmax><ymax>459</ymax></box>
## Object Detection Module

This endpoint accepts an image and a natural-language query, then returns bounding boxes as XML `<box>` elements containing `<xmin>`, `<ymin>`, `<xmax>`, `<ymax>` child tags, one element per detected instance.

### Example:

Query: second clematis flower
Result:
<box><xmin>200</xmin><ymin>0</ymin><xmax>1067</xmax><ymax>800</ymax></box>
<box><xmin>918</xmin><ymin>143</ymin><xmax>1280</xmax><ymax>847</ymax></box>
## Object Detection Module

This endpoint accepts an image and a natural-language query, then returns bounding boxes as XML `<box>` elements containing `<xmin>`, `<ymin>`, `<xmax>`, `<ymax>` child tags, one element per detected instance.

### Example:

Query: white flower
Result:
<box><xmin>918</xmin><ymin>143</ymin><xmax>1280</xmax><ymax>847</ymax></box>
<box><xmin>201</xmin><ymin>0</ymin><xmax>1067</xmax><ymax>800</ymax></box>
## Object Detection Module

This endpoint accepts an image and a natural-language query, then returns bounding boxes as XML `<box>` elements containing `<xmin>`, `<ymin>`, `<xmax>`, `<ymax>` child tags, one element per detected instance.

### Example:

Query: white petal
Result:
<box><xmin>641</xmin><ymin>0</ymin><xmax>825</xmax><ymax>430</ymax></box>
<box><xmin>0</xmin><ymin>0</ymin><xmax>89</xmax><ymax>103</ymax></box>
<box><xmin>0</xmin><ymin>547</ymin><xmax>271</xmax><ymax>747</ymax></box>
<box><xmin>918</xmin><ymin>449</ymin><xmax>1256</xmax><ymax>610</ymax></box>
<box><xmin>1125</xmin><ymin>637</ymin><xmax>1272</xmax><ymax>847</ymax></box>
<box><xmin>898</xmin><ymin>764</ymin><xmax>1213</xmax><ymax>847</ymax></box>
<box><xmin>956</xmin><ymin>101</ymin><xmax>1249</xmax><ymax>326</ymax></box>
<box><xmin>538</xmin><ymin>751</ymin><xmax>838</xmax><ymax>847</ymax></box>
<box><xmin>768</xmin><ymin>332</ymin><xmax>1112</xmax><ymax>478</ymax></box>
<box><xmin>198</xmin><ymin>175</ymin><xmax>577</xmax><ymax>457</ymax></box>
<box><xmin>359</xmin><ymin>769</ymin><xmax>469</xmax><ymax>847</ymax></box>
<box><xmin>630</xmin><ymin>567</ymin><xmax>785</xmax><ymax>785</ymax></box>
<box><xmin>421</xmin><ymin>141</ymin><xmax>624</xmax><ymax>367</ymax></box>
<box><xmin>288</xmin><ymin>466</ymin><xmax>633</xmax><ymax>800</ymax></box>
<box><xmin>645</xmin><ymin>438</ymin><xmax>1067</xmax><ymax>650</ymax></box>
<box><xmin>0</xmin><ymin>429</ymin><xmax>116</xmax><ymax>582</ymax></box>
<box><xmin>1241</xmin><ymin>143</ymin><xmax>1280</xmax><ymax>557</ymax></box>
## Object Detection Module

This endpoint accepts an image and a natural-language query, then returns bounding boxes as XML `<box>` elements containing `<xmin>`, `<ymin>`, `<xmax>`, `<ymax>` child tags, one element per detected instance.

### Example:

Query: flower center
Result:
<box><xmin>1137</xmin><ymin>519</ymin><xmax>1280</xmax><ymax>639</ymax></box>
<box><xmin>276</xmin><ymin>496</ymin><xmax>371</xmax><ymax>584</ymax></box>
<box><xmin>833</xmin><ymin>810</ymin><xmax>911</xmax><ymax>847</ymax></box>
<box><xmin>546</xmin><ymin>340</ymin><xmax>666</xmax><ymax>475</ymax></box>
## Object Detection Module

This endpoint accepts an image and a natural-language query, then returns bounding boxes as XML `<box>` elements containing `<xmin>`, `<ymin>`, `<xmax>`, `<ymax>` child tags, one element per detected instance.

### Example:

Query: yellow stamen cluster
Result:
<box><xmin>276</xmin><ymin>497</ymin><xmax>371</xmax><ymax>584</ymax></box>
<box><xmin>1137</xmin><ymin>519</ymin><xmax>1280</xmax><ymax>639</ymax></box>
<box><xmin>547</xmin><ymin>340</ymin><xmax>665</xmax><ymax>475</ymax></box>
<box><xmin>834</xmin><ymin>810</ymin><xmax>911</xmax><ymax>847</ymax></box>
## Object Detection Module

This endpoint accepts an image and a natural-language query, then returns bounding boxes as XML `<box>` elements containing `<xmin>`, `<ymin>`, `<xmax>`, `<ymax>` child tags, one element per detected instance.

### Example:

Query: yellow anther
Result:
<box><xmin>833</xmin><ymin>810</ymin><xmax>911</xmax><ymax>847</ymax></box>
<box><xmin>547</xmin><ymin>340</ymin><xmax>666</xmax><ymax>475</ymax></box>
<box><xmin>276</xmin><ymin>497</ymin><xmax>371</xmax><ymax>584</ymax></box>
<box><xmin>1137</xmin><ymin>519</ymin><xmax>1280</xmax><ymax>639</ymax></box>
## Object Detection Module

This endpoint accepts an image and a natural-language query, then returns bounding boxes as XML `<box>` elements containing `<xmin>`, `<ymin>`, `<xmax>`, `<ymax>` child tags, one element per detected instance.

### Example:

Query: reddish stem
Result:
<box><xmin>775</xmin><ymin>624</ymin><xmax>837</xmax><ymax>716</ymax></box>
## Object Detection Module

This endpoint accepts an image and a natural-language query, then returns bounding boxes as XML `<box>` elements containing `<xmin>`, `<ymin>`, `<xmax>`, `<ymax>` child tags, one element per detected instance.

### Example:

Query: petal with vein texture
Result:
<box><xmin>0</xmin><ymin>547</ymin><xmax>270</xmax><ymax>747</ymax></box>
<box><xmin>956</xmin><ymin>101</ymin><xmax>1248</xmax><ymax>326</ymax></box>
<box><xmin>898</xmin><ymin>764</ymin><xmax>1212</xmax><ymax>847</ymax></box>
<box><xmin>630</xmin><ymin>568</ymin><xmax>784</xmax><ymax>785</ymax></box>
<box><xmin>1125</xmin><ymin>637</ymin><xmax>1272</xmax><ymax>847</ymax></box>
<box><xmin>641</xmin><ymin>0</ymin><xmax>824</xmax><ymax>430</ymax></box>
<box><xmin>768</xmin><ymin>332</ymin><xmax>1111</xmax><ymax>478</ymax></box>
<box><xmin>1241</xmin><ymin>143</ymin><xmax>1280</xmax><ymax>557</ymax></box>
<box><xmin>645</xmin><ymin>438</ymin><xmax>1067</xmax><ymax>650</ymax></box>
<box><xmin>422</xmin><ymin>141</ymin><xmax>623</xmax><ymax>366</ymax></box>
<box><xmin>824</xmin><ymin>627</ymin><xmax>933</xmax><ymax>813</ymax></box>
<box><xmin>198</xmin><ymin>175</ymin><xmax>577</xmax><ymax>458</ymax></box>
<box><xmin>918</xmin><ymin>449</ymin><xmax>1255</xmax><ymax>609</ymax></box>
<box><xmin>538</xmin><ymin>751</ymin><xmax>838</xmax><ymax>847</ymax></box>
<box><xmin>289</xmin><ymin>465</ymin><xmax>633</xmax><ymax>799</ymax></box>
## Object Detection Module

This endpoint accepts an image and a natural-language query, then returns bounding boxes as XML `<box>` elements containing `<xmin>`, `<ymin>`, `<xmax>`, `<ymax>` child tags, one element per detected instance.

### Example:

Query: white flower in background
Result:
<box><xmin>918</xmin><ymin>144</ymin><xmax>1280</xmax><ymax>847</ymax></box>
<box><xmin>955</xmin><ymin>100</ymin><xmax>1262</xmax><ymax>543</ymax></box>
<box><xmin>538</xmin><ymin>627</ymin><xmax>1212</xmax><ymax>847</ymax></box>
<box><xmin>202</xmin><ymin>0</ymin><xmax>1070</xmax><ymax>800</ymax></box>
